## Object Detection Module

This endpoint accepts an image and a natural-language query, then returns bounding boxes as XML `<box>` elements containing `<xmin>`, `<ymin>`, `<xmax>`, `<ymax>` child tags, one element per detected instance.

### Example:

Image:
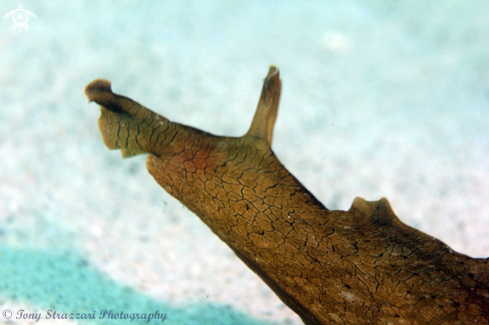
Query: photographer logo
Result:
<box><xmin>3</xmin><ymin>3</ymin><xmax>37</xmax><ymax>31</ymax></box>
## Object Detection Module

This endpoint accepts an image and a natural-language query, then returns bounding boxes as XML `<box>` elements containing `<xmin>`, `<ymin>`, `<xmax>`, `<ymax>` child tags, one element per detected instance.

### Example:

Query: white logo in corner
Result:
<box><xmin>3</xmin><ymin>3</ymin><xmax>37</xmax><ymax>31</ymax></box>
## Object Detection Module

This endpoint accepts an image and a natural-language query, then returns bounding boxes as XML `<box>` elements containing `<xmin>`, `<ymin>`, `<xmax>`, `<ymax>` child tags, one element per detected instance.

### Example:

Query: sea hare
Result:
<box><xmin>85</xmin><ymin>66</ymin><xmax>489</xmax><ymax>324</ymax></box>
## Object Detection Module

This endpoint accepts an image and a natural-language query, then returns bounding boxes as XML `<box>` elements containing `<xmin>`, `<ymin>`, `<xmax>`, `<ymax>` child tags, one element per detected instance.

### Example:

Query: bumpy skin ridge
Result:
<box><xmin>85</xmin><ymin>66</ymin><xmax>489</xmax><ymax>325</ymax></box>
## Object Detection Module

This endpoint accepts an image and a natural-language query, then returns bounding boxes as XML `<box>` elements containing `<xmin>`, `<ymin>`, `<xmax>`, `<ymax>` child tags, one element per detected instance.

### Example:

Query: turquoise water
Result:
<box><xmin>0</xmin><ymin>246</ymin><xmax>267</xmax><ymax>325</ymax></box>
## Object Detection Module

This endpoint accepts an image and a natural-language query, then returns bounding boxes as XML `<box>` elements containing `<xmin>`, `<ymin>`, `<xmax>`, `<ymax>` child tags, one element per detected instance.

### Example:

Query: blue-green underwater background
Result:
<box><xmin>0</xmin><ymin>247</ymin><xmax>268</xmax><ymax>325</ymax></box>
<box><xmin>1</xmin><ymin>1</ymin><xmax>488</xmax><ymax>324</ymax></box>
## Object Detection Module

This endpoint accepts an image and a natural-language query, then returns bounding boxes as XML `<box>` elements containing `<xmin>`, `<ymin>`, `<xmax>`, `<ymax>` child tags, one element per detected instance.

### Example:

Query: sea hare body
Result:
<box><xmin>85</xmin><ymin>66</ymin><xmax>489</xmax><ymax>324</ymax></box>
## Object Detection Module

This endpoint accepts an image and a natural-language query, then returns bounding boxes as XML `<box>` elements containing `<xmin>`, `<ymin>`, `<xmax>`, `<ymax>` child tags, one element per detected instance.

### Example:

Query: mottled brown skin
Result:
<box><xmin>85</xmin><ymin>66</ymin><xmax>489</xmax><ymax>324</ymax></box>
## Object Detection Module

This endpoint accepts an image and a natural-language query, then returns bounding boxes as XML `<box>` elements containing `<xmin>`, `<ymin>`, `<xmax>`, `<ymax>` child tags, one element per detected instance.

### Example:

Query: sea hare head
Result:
<box><xmin>86</xmin><ymin>66</ymin><xmax>489</xmax><ymax>325</ymax></box>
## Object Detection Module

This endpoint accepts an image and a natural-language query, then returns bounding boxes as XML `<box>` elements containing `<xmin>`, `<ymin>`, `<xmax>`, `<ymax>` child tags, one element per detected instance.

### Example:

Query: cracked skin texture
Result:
<box><xmin>85</xmin><ymin>66</ymin><xmax>489</xmax><ymax>325</ymax></box>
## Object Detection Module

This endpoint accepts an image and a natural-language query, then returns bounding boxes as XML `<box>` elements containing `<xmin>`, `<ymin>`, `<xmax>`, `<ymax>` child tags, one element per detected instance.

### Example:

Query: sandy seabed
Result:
<box><xmin>1</xmin><ymin>1</ymin><xmax>488</xmax><ymax>324</ymax></box>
